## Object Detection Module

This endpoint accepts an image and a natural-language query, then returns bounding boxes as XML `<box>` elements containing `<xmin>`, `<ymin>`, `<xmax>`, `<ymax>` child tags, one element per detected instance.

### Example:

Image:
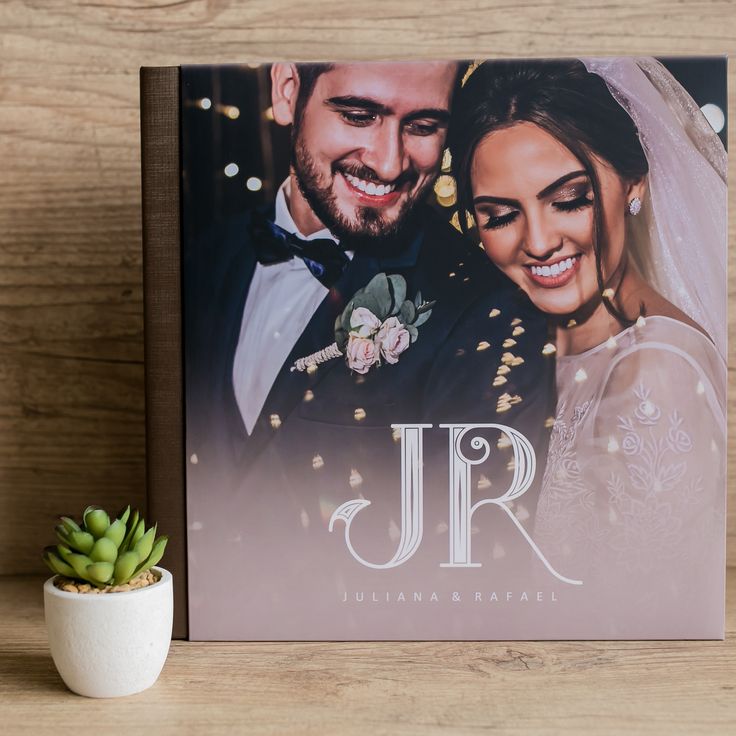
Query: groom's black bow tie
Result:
<box><xmin>250</xmin><ymin>212</ymin><xmax>349</xmax><ymax>288</ymax></box>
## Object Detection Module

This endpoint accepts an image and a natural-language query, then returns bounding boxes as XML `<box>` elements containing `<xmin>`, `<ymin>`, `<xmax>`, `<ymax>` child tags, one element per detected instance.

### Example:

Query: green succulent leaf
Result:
<box><xmin>136</xmin><ymin>536</ymin><xmax>168</xmax><ymax>575</ymax></box>
<box><xmin>59</xmin><ymin>516</ymin><xmax>81</xmax><ymax>534</ymax></box>
<box><xmin>43</xmin><ymin>547</ymin><xmax>76</xmax><ymax>578</ymax></box>
<box><xmin>86</xmin><ymin>562</ymin><xmax>114</xmax><ymax>586</ymax></box>
<box><xmin>67</xmin><ymin>553</ymin><xmax>95</xmax><ymax>580</ymax></box>
<box><xmin>84</xmin><ymin>508</ymin><xmax>110</xmax><ymax>539</ymax></box>
<box><xmin>134</xmin><ymin>525</ymin><xmax>156</xmax><ymax>563</ymax></box>
<box><xmin>66</xmin><ymin>530</ymin><xmax>95</xmax><ymax>555</ymax></box>
<box><xmin>129</xmin><ymin>518</ymin><xmax>146</xmax><ymax>549</ymax></box>
<box><xmin>116</xmin><ymin>505</ymin><xmax>131</xmax><ymax>525</ymax></box>
<box><xmin>104</xmin><ymin>518</ymin><xmax>126</xmax><ymax>547</ymax></box>
<box><xmin>113</xmin><ymin>551</ymin><xmax>140</xmax><ymax>585</ymax></box>
<box><xmin>90</xmin><ymin>536</ymin><xmax>118</xmax><ymax>564</ymax></box>
<box><xmin>120</xmin><ymin>509</ymin><xmax>140</xmax><ymax>552</ymax></box>
<box><xmin>56</xmin><ymin>544</ymin><xmax>73</xmax><ymax>563</ymax></box>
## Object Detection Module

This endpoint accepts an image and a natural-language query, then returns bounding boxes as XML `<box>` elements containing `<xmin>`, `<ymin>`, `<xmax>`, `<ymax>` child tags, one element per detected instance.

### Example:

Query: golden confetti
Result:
<box><xmin>497</xmin><ymin>364</ymin><xmax>511</xmax><ymax>376</ymax></box>
<box><xmin>503</xmin><ymin>338</ymin><xmax>517</xmax><ymax>348</ymax></box>
<box><xmin>461</xmin><ymin>60</ymin><xmax>481</xmax><ymax>87</ymax></box>
<box><xmin>441</xmin><ymin>148</ymin><xmax>452</xmax><ymax>173</ymax></box>
<box><xmin>392</xmin><ymin>427</ymin><xmax>402</xmax><ymax>443</ymax></box>
<box><xmin>608</xmin><ymin>436</ymin><xmax>619</xmax><ymax>453</ymax></box>
<box><xmin>463</xmin><ymin>276</ymin><xmax>470</xmax><ymax>282</ymax></box>
<box><xmin>354</xmin><ymin>374</ymin><xmax>366</xmax><ymax>385</ymax></box>
<box><xmin>509</xmin><ymin>395</ymin><xmax>522</xmax><ymax>405</ymax></box>
<box><xmin>312</xmin><ymin>454</ymin><xmax>324</xmax><ymax>470</ymax></box>
<box><xmin>496</xmin><ymin>402</ymin><xmax>511</xmax><ymax>414</ymax></box>
<box><xmin>489</xmin><ymin>308</ymin><xmax>501</xmax><ymax>318</ymax></box>
<box><xmin>567</xmin><ymin>319</ymin><xmax>577</xmax><ymax>328</ymax></box>
<box><xmin>224</xmin><ymin>105</ymin><xmax>240</xmax><ymax>119</ymax></box>
<box><xmin>696</xmin><ymin>381</ymin><xmax>705</xmax><ymax>395</ymax></box>
<box><xmin>434</xmin><ymin>174</ymin><xmax>456</xmax><ymax>200</ymax></box>
<box><xmin>542</xmin><ymin>342</ymin><xmax>556</xmax><ymax>355</ymax></box>
<box><xmin>497</xmin><ymin>434</ymin><xmax>511</xmax><ymax>449</ymax></box>
<box><xmin>189</xmin><ymin>453</ymin><xmax>198</xmax><ymax>465</ymax></box>
<box><xmin>512</xmin><ymin>325</ymin><xmax>525</xmax><ymax>337</ymax></box>
<box><xmin>501</xmin><ymin>352</ymin><xmax>515</xmax><ymax>365</ymax></box>
<box><xmin>264</xmin><ymin>106</ymin><xmax>275</xmax><ymax>121</ymax></box>
<box><xmin>606</xmin><ymin>336</ymin><xmax>618</xmax><ymax>349</ymax></box>
<box><xmin>515</xmin><ymin>504</ymin><xmax>530</xmax><ymax>522</ymax></box>
<box><xmin>476</xmin><ymin>341</ymin><xmax>491</xmax><ymax>351</ymax></box>
<box><xmin>354</xmin><ymin>407</ymin><xmax>366</xmax><ymax>421</ymax></box>
<box><xmin>436</xmin><ymin>521</ymin><xmax>449</xmax><ymax>534</ymax></box>
<box><xmin>602</xmin><ymin>288</ymin><xmax>615</xmax><ymax>299</ymax></box>
<box><xmin>349</xmin><ymin>468</ymin><xmax>363</xmax><ymax>488</ymax></box>
<box><xmin>544</xmin><ymin>416</ymin><xmax>555</xmax><ymax>428</ymax></box>
<box><xmin>492</xmin><ymin>375</ymin><xmax>507</xmax><ymax>387</ymax></box>
<box><xmin>636</xmin><ymin>315</ymin><xmax>646</xmax><ymax>328</ymax></box>
<box><xmin>449</xmin><ymin>272</ymin><xmax>456</xmax><ymax>278</ymax></box>
<box><xmin>303</xmin><ymin>390</ymin><xmax>314</xmax><ymax>402</ymax></box>
<box><xmin>574</xmin><ymin>368</ymin><xmax>588</xmax><ymax>383</ymax></box>
<box><xmin>498</xmin><ymin>392</ymin><xmax>512</xmax><ymax>402</ymax></box>
<box><xmin>270</xmin><ymin>414</ymin><xmax>282</xmax><ymax>429</ymax></box>
<box><xmin>506</xmin><ymin>458</ymin><xmax>516</xmax><ymax>472</ymax></box>
<box><xmin>511</xmin><ymin>356</ymin><xmax>525</xmax><ymax>367</ymax></box>
<box><xmin>477</xmin><ymin>474</ymin><xmax>492</xmax><ymax>490</ymax></box>
<box><xmin>511</xmin><ymin>317</ymin><xmax>523</xmax><ymax>326</ymax></box>
<box><xmin>307</xmin><ymin>363</ymin><xmax>318</xmax><ymax>375</ymax></box>
<box><xmin>455</xmin><ymin>348</ymin><xmax>466</xmax><ymax>357</ymax></box>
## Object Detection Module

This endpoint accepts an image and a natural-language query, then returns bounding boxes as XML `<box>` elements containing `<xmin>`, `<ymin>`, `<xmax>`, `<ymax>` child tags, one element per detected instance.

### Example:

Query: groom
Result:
<box><xmin>183</xmin><ymin>63</ymin><xmax>554</xmax><ymax>634</ymax></box>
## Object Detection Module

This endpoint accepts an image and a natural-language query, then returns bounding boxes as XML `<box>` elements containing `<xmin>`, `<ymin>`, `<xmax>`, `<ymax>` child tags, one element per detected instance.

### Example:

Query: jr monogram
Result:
<box><xmin>329</xmin><ymin>423</ymin><xmax>582</xmax><ymax>585</ymax></box>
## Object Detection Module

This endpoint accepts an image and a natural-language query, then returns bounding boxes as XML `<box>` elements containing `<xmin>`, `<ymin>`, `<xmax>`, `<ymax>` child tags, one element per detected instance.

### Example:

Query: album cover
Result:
<box><xmin>141</xmin><ymin>58</ymin><xmax>727</xmax><ymax>640</ymax></box>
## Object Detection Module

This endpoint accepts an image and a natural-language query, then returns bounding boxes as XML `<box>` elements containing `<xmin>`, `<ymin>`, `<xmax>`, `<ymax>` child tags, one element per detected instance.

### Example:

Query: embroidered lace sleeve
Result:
<box><xmin>573</xmin><ymin>331</ymin><xmax>726</xmax><ymax>628</ymax></box>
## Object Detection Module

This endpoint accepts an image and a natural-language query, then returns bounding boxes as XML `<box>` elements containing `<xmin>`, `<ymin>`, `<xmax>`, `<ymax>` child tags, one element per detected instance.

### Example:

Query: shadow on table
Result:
<box><xmin>0</xmin><ymin>648</ymin><xmax>68</xmax><ymax>695</ymax></box>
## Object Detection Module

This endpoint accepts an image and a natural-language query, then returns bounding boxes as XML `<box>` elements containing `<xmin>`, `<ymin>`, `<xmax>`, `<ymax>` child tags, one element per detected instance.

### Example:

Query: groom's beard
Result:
<box><xmin>291</xmin><ymin>135</ymin><xmax>434</xmax><ymax>249</ymax></box>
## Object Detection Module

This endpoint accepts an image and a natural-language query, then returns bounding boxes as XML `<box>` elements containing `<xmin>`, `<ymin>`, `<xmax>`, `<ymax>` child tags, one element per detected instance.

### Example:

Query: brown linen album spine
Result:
<box><xmin>140</xmin><ymin>66</ymin><xmax>188</xmax><ymax>639</ymax></box>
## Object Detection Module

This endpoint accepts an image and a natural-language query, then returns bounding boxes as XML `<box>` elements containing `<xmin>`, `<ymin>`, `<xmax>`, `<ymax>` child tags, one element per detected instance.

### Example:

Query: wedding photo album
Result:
<box><xmin>141</xmin><ymin>57</ymin><xmax>727</xmax><ymax>640</ymax></box>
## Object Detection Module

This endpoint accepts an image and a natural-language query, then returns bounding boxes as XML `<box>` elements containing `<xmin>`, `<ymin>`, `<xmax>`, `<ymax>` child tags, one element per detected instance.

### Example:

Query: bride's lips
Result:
<box><xmin>524</xmin><ymin>255</ymin><xmax>582</xmax><ymax>288</ymax></box>
<box><xmin>337</xmin><ymin>171</ymin><xmax>403</xmax><ymax>208</ymax></box>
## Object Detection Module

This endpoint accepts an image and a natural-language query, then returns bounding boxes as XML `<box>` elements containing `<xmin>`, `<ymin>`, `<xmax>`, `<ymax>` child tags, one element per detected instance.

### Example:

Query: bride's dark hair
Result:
<box><xmin>448</xmin><ymin>59</ymin><xmax>649</xmax><ymax>325</ymax></box>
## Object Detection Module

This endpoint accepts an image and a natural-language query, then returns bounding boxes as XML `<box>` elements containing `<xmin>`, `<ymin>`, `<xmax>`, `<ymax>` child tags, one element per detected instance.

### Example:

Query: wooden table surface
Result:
<box><xmin>1</xmin><ymin>572</ymin><xmax>734</xmax><ymax>735</ymax></box>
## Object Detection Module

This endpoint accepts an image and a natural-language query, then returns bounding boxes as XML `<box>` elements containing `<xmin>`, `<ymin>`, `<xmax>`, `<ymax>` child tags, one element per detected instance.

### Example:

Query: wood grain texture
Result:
<box><xmin>0</xmin><ymin>572</ymin><xmax>735</xmax><ymax>734</ymax></box>
<box><xmin>0</xmin><ymin>0</ymin><xmax>734</xmax><ymax>573</ymax></box>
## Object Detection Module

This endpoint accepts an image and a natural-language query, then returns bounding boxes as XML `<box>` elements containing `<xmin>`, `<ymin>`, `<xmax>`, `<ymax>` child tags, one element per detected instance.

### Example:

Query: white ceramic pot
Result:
<box><xmin>44</xmin><ymin>567</ymin><xmax>173</xmax><ymax>698</ymax></box>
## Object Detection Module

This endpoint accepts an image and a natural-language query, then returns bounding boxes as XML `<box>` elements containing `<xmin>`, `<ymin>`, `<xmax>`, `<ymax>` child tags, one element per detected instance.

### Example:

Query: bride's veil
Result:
<box><xmin>582</xmin><ymin>57</ymin><xmax>727</xmax><ymax>362</ymax></box>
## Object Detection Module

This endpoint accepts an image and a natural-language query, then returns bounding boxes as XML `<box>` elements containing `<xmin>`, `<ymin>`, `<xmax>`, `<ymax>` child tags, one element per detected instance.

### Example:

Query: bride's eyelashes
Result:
<box><xmin>481</xmin><ymin>209</ymin><xmax>519</xmax><ymax>230</ymax></box>
<box><xmin>479</xmin><ymin>189</ymin><xmax>594</xmax><ymax>230</ymax></box>
<box><xmin>553</xmin><ymin>193</ymin><xmax>594</xmax><ymax>212</ymax></box>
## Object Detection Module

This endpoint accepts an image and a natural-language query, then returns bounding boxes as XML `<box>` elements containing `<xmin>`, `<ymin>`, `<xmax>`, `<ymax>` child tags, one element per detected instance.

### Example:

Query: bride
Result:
<box><xmin>449</xmin><ymin>58</ymin><xmax>727</xmax><ymax>636</ymax></box>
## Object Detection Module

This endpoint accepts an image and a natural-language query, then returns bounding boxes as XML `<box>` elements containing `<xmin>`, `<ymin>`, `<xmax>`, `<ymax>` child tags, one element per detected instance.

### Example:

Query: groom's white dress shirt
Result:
<box><xmin>232</xmin><ymin>180</ymin><xmax>348</xmax><ymax>435</ymax></box>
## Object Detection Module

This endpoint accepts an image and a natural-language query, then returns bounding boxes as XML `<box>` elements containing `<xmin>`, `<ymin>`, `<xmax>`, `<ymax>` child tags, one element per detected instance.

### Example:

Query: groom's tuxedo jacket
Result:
<box><xmin>183</xmin><ymin>205</ymin><xmax>555</xmax><ymax>634</ymax></box>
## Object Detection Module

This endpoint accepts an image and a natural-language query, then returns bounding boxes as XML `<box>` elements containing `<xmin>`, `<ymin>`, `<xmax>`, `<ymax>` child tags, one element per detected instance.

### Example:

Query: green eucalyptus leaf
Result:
<box><xmin>413</xmin><ymin>310</ymin><xmax>432</xmax><ymax>328</ymax></box>
<box><xmin>399</xmin><ymin>300</ymin><xmax>416</xmax><ymax>325</ymax></box>
<box><xmin>90</xmin><ymin>536</ymin><xmax>118</xmax><ymax>564</ymax></box>
<box><xmin>386</xmin><ymin>275</ymin><xmax>406</xmax><ymax>315</ymax></box>
<box><xmin>340</xmin><ymin>300</ymin><xmax>355</xmax><ymax>333</ymax></box>
<box><xmin>406</xmin><ymin>324</ymin><xmax>419</xmax><ymax>343</ymax></box>
<box><xmin>413</xmin><ymin>290</ymin><xmax>423</xmax><ymax>309</ymax></box>
<box><xmin>363</xmin><ymin>274</ymin><xmax>392</xmax><ymax>317</ymax></box>
<box><xmin>67</xmin><ymin>530</ymin><xmax>95</xmax><ymax>555</ymax></box>
<box><xmin>85</xmin><ymin>509</ymin><xmax>110</xmax><ymax>539</ymax></box>
<box><xmin>134</xmin><ymin>525</ymin><xmax>156</xmax><ymax>563</ymax></box>
<box><xmin>104</xmin><ymin>518</ymin><xmax>126</xmax><ymax>547</ymax></box>
<box><xmin>86</xmin><ymin>562</ymin><xmax>114</xmax><ymax>586</ymax></box>
<box><xmin>114</xmin><ymin>551</ymin><xmax>140</xmax><ymax>585</ymax></box>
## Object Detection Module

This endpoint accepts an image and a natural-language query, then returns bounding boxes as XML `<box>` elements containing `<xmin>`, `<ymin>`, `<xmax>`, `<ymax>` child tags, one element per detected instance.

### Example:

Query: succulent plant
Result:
<box><xmin>43</xmin><ymin>505</ymin><xmax>168</xmax><ymax>588</ymax></box>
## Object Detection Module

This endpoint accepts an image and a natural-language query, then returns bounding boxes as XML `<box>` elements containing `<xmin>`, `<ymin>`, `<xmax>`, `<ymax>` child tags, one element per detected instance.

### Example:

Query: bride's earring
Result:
<box><xmin>628</xmin><ymin>197</ymin><xmax>642</xmax><ymax>216</ymax></box>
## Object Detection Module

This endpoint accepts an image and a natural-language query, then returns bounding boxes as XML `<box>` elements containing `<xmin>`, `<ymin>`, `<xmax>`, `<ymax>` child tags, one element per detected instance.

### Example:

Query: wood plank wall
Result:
<box><xmin>0</xmin><ymin>0</ymin><xmax>733</xmax><ymax>573</ymax></box>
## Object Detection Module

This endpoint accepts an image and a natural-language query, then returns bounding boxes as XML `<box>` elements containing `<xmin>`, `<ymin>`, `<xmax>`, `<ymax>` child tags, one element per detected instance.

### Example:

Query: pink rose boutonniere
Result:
<box><xmin>291</xmin><ymin>273</ymin><xmax>435</xmax><ymax>374</ymax></box>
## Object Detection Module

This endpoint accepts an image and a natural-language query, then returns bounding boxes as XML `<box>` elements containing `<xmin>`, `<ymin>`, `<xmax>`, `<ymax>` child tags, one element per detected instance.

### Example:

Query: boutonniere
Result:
<box><xmin>291</xmin><ymin>273</ymin><xmax>435</xmax><ymax>374</ymax></box>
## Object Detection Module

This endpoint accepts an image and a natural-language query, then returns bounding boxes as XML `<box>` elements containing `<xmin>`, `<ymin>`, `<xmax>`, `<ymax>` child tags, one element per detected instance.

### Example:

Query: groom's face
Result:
<box><xmin>291</xmin><ymin>63</ymin><xmax>456</xmax><ymax>240</ymax></box>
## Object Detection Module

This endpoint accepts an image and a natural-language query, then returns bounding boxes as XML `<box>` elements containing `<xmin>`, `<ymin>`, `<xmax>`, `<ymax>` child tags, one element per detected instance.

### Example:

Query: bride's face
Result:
<box><xmin>470</xmin><ymin>121</ymin><xmax>636</xmax><ymax>316</ymax></box>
